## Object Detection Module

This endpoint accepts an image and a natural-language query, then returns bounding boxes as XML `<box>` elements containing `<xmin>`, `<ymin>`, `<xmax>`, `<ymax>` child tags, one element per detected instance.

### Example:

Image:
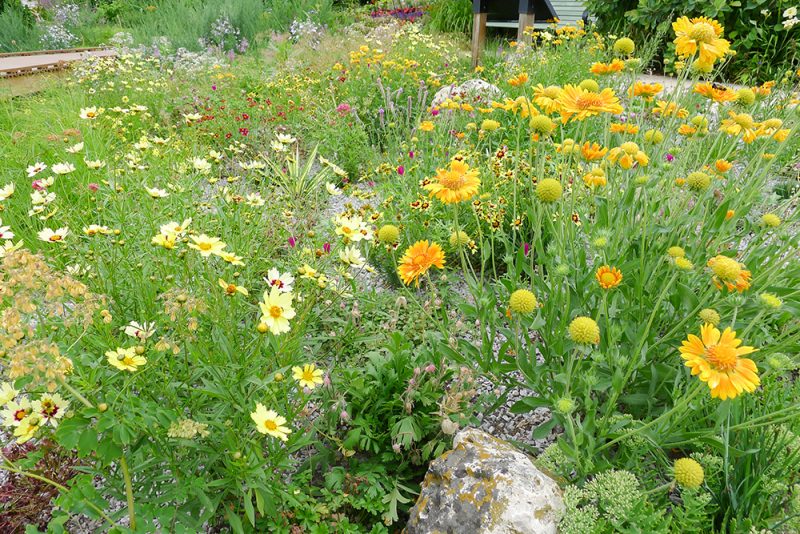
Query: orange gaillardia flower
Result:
<box><xmin>693</xmin><ymin>82</ymin><xmax>737</xmax><ymax>103</ymax></box>
<box><xmin>581</xmin><ymin>142</ymin><xmax>608</xmax><ymax>161</ymax></box>
<box><xmin>397</xmin><ymin>240</ymin><xmax>445</xmax><ymax>286</ymax></box>
<box><xmin>556</xmin><ymin>84</ymin><xmax>623</xmax><ymax>123</ymax></box>
<box><xmin>590</xmin><ymin>59</ymin><xmax>625</xmax><ymax>75</ymax></box>
<box><xmin>672</xmin><ymin>16</ymin><xmax>731</xmax><ymax>69</ymax></box>
<box><xmin>627</xmin><ymin>81</ymin><xmax>663</xmax><ymax>101</ymax></box>
<box><xmin>679</xmin><ymin>323</ymin><xmax>759</xmax><ymax>400</ymax></box>
<box><xmin>424</xmin><ymin>159</ymin><xmax>481</xmax><ymax>204</ymax></box>
<box><xmin>707</xmin><ymin>255</ymin><xmax>751</xmax><ymax>292</ymax></box>
<box><xmin>596</xmin><ymin>265</ymin><xmax>622</xmax><ymax>289</ymax></box>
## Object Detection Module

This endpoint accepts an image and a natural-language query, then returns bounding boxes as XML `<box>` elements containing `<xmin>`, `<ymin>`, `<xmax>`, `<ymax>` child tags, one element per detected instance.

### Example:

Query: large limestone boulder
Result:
<box><xmin>431</xmin><ymin>79</ymin><xmax>501</xmax><ymax>109</ymax></box>
<box><xmin>406</xmin><ymin>428</ymin><xmax>563</xmax><ymax>534</ymax></box>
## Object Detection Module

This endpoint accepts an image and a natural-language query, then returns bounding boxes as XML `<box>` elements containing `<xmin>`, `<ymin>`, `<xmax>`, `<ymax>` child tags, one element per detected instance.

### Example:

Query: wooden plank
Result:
<box><xmin>472</xmin><ymin>12</ymin><xmax>488</xmax><ymax>68</ymax></box>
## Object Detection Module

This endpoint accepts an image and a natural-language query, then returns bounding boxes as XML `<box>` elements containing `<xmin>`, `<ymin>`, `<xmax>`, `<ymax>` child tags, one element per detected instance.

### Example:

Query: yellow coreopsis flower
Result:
<box><xmin>218</xmin><ymin>278</ymin><xmax>248</xmax><ymax>296</ymax></box>
<box><xmin>259</xmin><ymin>287</ymin><xmax>296</xmax><ymax>335</ymax></box>
<box><xmin>188</xmin><ymin>234</ymin><xmax>227</xmax><ymax>257</ymax></box>
<box><xmin>292</xmin><ymin>364</ymin><xmax>324</xmax><ymax>390</ymax></box>
<box><xmin>250</xmin><ymin>403</ymin><xmax>292</xmax><ymax>441</ymax></box>
<box><xmin>106</xmin><ymin>347</ymin><xmax>147</xmax><ymax>372</ymax></box>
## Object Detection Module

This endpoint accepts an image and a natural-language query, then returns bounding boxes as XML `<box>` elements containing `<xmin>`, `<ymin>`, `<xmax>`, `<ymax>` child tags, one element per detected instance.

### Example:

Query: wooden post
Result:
<box><xmin>518</xmin><ymin>0</ymin><xmax>535</xmax><ymax>42</ymax></box>
<box><xmin>471</xmin><ymin>0</ymin><xmax>488</xmax><ymax>68</ymax></box>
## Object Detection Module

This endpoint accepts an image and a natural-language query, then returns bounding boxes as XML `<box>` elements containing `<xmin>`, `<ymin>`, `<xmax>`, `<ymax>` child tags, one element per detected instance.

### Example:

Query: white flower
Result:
<box><xmin>51</xmin><ymin>162</ymin><xmax>76</xmax><ymax>175</ymax></box>
<box><xmin>271</xmin><ymin>140</ymin><xmax>288</xmax><ymax>152</ymax></box>
<box><xmin>85</xmin><ymin>159</ymin><xmax>106</xmax><ymax>169</ymax></box>
<box><xmin>784</xmin><ymin>7</ymin><xmax>798</xmax><ymax>18</ymax></box>
<box><xmin>275</xmin><ymin>133</ymin><xmax>297</xmax><ymax>144</ymax></box>
<box><xmin>784</xmin><ymin>16</ymin><xmax>799</xmax><ymax>29</ymax></box>
<box><xmin>145</xmin><ymin>186</ymin><xmax>169</xmax><ymax>198</ymax></box>
<box><xmin>0</xmin><ymin>224</ymin><xmax>15</xmax><ymax>240</ymax></box>
<box><xmin>208</xmin><ymin>150</ymin><xmax>224</xmax><ymax>162</ymax></box>
<box><xmin>134</xmin><ymin>136</ymin><xmax>151</xmax><ymax>150</ymax></box>
<box><xmin>183</xmin><ymin>112</ymin><xmax>203</xmax><ymax>122</ymax></box>
<box><xmin>160</xmin><ymin>218</ymin><xmax>192</xmax><ymax>237</ymax></box>
<box><xmin>326</xmin><ymin>182</ymin><xmax>342</xmax><ymax>196</ymax></box>
<box><xmin>265</xmin><ymin>268</ymin><xmax>294</xmax><ymax>293</ymax></box>
<box><xmin>79</xmin><ymin>106</ymin><xmax>103</xmax><ymax>120</ymax></box>
<box><xmin>66</xmin><ymin>142</ymin><xmax>84</xmax><ymax>153</ymax></box>
<box><xmin>339</xmin><ymin>245</ymin><xmax>365</xmax><ymax>268</ymax></box>
<box><xmin>0</xmin><ymin>381</ymin><xmax>18</xmax><ymax>405</ymax></box>
<box><xmin>27</xmin><ymin>162</ymin><xmax>47</xmax><ymax>177</ymax></box>
<box><xmin>38</xmin><ymin>227</ymin><xmax>69</xmax><ymax>243</ymax></box>
<box><xmin>245</xmin><ymin>193</ymin><xmax>265</xmax><ymax>206</ymax></box>
<box><xmin>0</xmin><ymin>240</ymin><xmax>23</xmax><ymax>258</ymax></box>
<box><xmin>0</xmin><ymin>183</ymin><xmax>16</xmax><ymax>201</ymax></box>
<box><xmin>122</xmin><ymin>321</ymin><xmax>156</xmax><ymax>340</ymax></box>
<box><xmin>192</xmin><ymin>157</ymin><xmax>212</xmax><ymax>174</ymax></box>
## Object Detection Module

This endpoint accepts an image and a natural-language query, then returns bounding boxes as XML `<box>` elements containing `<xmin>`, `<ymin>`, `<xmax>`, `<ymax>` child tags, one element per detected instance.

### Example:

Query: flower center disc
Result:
<box><xmin>706</xmin><ymin>344</ymin><xmax>737</xmax><ymax>371</ymax></box>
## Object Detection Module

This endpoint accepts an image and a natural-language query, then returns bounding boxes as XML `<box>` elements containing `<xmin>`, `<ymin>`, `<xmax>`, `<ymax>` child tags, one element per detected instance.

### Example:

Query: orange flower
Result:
<box><xmin>423</xmin><ymin>159</ymin><xmax>481</xmax><ymax>204</ymax></box>
<box><xmin>397</xmin><ymin>240</ymin><xmax>445</xmax><ymax>286</ymax></box>
<box><xmin>596</xmin><ymin>265</ymin><xmax>622</xmax><ymax>289</ymax></box>
<box><xmin>693</xmin><ymin>82</ymin><xmax>737</xmax><ymax>103</ymax></box>
<box><xmin>627</xmin><ymin>81</ymin><xmax>663</xmax><ymax>101</ymax></box>
<box><xmin>679</xmin><ymin>324</ymin><xmax>759</xmax><ymax>400</ymax></box>
<box><xmin>557</xmin><ymin>84</ymin><xmax>623</xmax><ymax>123</ymax></box>
<box><xmin>609</xmin><ymin>123</ymin><xmax>639</xmax><ymax>134</ymax></box>
<box><xmin>707</xmin><ymin>255</ymin><xmax>751</xmax><ymax>292</ymax></box>
<box><xmin>508</xmin><ymin>72</ymin><xmax>529</xmax><ymax>86</ymax></box>
<box><xmin>714</xmin><ymin>159</ymin><xmax>733</xmax><ymax>173</ymax></box>
<box><xmin>590</xmin><ymin>59</ymin><xmax>626</xmax><ymax>75</ymax></box>
<box><xmin>581</xmin><ymin>141</ymin><xmax>608</xmax><ymax>161</ymax></box>
<box><xmin>652</xmin><ymin>100</ymin><xmax>689</xmax><ymax>119</ymax></box>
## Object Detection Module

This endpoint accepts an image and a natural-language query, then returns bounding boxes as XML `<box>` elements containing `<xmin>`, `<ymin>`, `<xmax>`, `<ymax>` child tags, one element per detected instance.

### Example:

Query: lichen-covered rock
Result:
<box><xmin>406</xmin><ymin>428</ymin><xmax>563</xmax><ymax>534</ymax></box>
<box><xmin>431</xmin><ymin>79</ymin><xmax>501</xmax><ymax>109</ymax></box>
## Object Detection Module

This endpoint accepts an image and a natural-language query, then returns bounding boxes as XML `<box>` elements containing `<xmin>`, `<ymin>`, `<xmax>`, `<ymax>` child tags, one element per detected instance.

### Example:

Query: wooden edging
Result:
<box><xmin>0</xmin><ymin>47</ymin><xmax>110</xmax><ymax>59</ymax></box>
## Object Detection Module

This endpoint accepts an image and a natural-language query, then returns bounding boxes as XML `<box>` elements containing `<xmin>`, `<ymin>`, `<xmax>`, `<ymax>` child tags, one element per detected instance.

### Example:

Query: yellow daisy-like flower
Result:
<box><xmin>720</xmin><ymin>111</ymin><xmax>760</xmax><ymax>143</ymax></box>
<box><xmin>106</xmin><ymin>347</ymin><xmax>147</xmax><ymax>372</ymax></box>
<box><xmin>532</xmin><ymin>84</ymin><xmax>562</xmax><ymax>114</ymax></box>
<box><xmin>628</xmin><ymin>81</ymin><xmax>663</xmax><ymax>101</ymax></box>
<box><xmin>423</xmin><ymin>160</ymin><xmax>481</xmax><ymax>204</ymax></box>
<box><xmin>595</xmin><ymin>265</ymin><xmax>622</xmax><ymax>289</ymax></box>
<box><xmin>250</xmin><ymin>403</ymin><xmax>292</xmax><ymax>441</ymax></box>
<box><xmin>259</xmin><ymin>287</ymin><xmax>296</xmax><ymax>335</ymax></box>
<box><xmin>672</xmin><ymin>16</ymin><xmax>731</xmax><ymax>68</ymax></box>
<box><xmin>397</xmin><ymin>240</ymin><xmax>446</xmax><ymax>286</ymax></box>
<box><xmin>556</xmin><ymin>84</ymin><xmax>623</xmax><ymax>123</ymax></box>
<box><xmin>693</xmin><ymin>82</ymin><xmax>737</xmax><ymax>103</ymax></box>
<box><xmin>292</xmin><ymin>364</ymin><xmax>324</xmax><ymax>390</ymax></box>
<box><xmin>218</xmin><ymin>278</ymin><xmax>248</xmax><ymax>296</ymax></box>
<box><xmin>14</xmin><ymin>414</ymin><xmax>42</xmax><ymax>444</ymax></box>
<box><xmin>188</xmin><ymin>234</ymin><xmax>227</xmax><ymax>257</ymax></box>
<box><xmin>679</xmin><ymin>323</ymin><xmax>759</xmax><ymax>400</ymax></box>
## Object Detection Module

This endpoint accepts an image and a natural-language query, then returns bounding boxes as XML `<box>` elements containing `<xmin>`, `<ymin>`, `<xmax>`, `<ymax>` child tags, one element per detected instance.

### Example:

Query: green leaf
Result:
<box><xmin>243</xmin><ymin>490</ymin><xmax>255</xmax><ymax>527</ymax></box>
<box><xmin>510</xmin><ymin>396</ymin><xmax>550</xmax><ymax>414</ymax></box>
<box><xmin>77</xmin><ymin>427</ymin><xmax>98</xmax><ymax>457</ymax></box>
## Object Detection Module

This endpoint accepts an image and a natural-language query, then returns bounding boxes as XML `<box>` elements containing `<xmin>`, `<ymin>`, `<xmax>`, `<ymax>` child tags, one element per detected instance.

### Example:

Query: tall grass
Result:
<box><xmin>425</xmin><ymin>0</ymin><xmax>471</xmax><ymax>35</ymax></box>
<box><xmin>0</xmin><ymin>4</ymin><xmax>40</xmax><ymax>52</ymax></box>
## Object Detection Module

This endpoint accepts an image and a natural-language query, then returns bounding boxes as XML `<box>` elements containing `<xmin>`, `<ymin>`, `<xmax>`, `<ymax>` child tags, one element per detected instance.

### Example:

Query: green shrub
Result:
<box><xmin>583</xmin><ymin>0</ymin><xmax>799</xmax><ymax>82</ymax></box>
<box><xmin>425</xmin><ymin>0</ymin><xmax>471</xmax><ymax>35</ymax></box>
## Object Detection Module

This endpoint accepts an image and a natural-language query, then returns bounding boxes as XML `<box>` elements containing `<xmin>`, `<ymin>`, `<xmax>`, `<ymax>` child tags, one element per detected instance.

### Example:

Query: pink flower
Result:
<box><xmin>409</xmin><ymin>151</ymin><xmax>415</xmax><ymax>159</ymax></box>
<box><xmin>32</xmin><ymin>180</ymin><xmax>45</xmax><ymax>191</ymax></box>
<box><xmin>431</xmin><ymin>108</ymin><xmax>440</xmax><ymax>116</ymax></box>
<box><xmin>336</xmin><ymin>103</ymin><xmax>351</xmax><ymax>114</ymax></box>
<box><xmin>665</xmin><ymin>153</ymin><xmax>675</xmax><ymax>162</ymax></box>
<box><xmin>397</xmin><ymin>165</ymin><xmax>404</xmax><ymax>175</ymax></box>
<box><xmin>424</xmin><ymin>364</ymin><xmax>436</xmax><ymax>373</ymax></box>
<box><xmin>88</xmin><ymin>183</ymin><xmax>99</xmax><ymax>192</ymax></box>
<box><xmin>323</xmin><ymin>242</ymin><xmax>331</xmax><ymax>253</ymax></box>
<box><xmin>288</xmin><ymin>236</ymin><xmax>297</xmax><ymax>247</ymax></box>
<box><xmin>523</xmin><ymin>242</ymin><xmax>531</xmax><ymax>257</ymax></box>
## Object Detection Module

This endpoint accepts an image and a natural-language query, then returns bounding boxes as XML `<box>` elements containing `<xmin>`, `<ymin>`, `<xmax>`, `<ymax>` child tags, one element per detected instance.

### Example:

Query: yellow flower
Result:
<box><xmin>760</xmin><ymin>213</ymin><xmax>781</xmax><ymax>227</ymax></box>
<box><xmin>589</xmin><ymin>59</ymin><xmax>626</xmax><ymax>75</ymax></box>
<box><xmin>581</xmin><ymin>142</ymin><xmax>607</xmax><ymax>161</ymax></box>
<box><xmin>378</xmin><ymin>224</ymin><xmax>400</xmax><ymax>244</ymax></box>
<box><xmin>536</xmin><ymin>178</ymin><xmax>563</xmax><ymax>202</ymax></box>
<box><xmin>188</xmin><ymin>234</ymin><xmax>227</xmax><ymax>257</ymax></box>
<box><xmin>218</xmin><ymin>278</ymin><xmax>248</xmax><ymax>296</ymax></box>
<box><xmin>0</xmin><ymin>381</ymin><xmax>18</xmax><ymax>405</ymax></box>
<box><xmin>720</xmin><ymin>111</ymin><xmax>759</xmax><ymax>143</ymax></box>
<box><xmin>693</xmin><ymin>82</ymin><xmax>737</xmax><ymax>103</ymax></box>
<box><xmin>679</xmin><ymin>323</ymin><xmax>759</xmax><ymax>400</ymax></box>
<box><xmin>628</xmin><ymin>81</ymin><xmax>663</xmax><ymax>101</ymax></box>
<box><xmin>667</xmin><ymin>246</ymin><xmax>686</xmax><ymax>258</ymax></box>
<box><xmin>250</xmin><ymin>403</ymin><xmax>291</xmax><ymax>441</ymax></box>
<box><xmin>532</xmin><ymin>84</ymin><xmax>562</xmax><ymax>114</ymax></box>
<box><xmin>759</xmin><ymin>292</ymin><xmax>782</xmax><ymax>309</ymax></box>
<box><xmin>509</xmin><ymin>289</ymin><xmax>538</xmax><ymax>314</ymax></box>
<box><xmin>595</xmin><ymin>265</ymin><xmax>622</xmax><ymax>289</ymax></box>
<box><xmin>652</xmin><ymin>100</ymin><xmax>689</xmax><ymax>118</ymax></box>
<box><xmin>424</xmin><ymin>160</ymin><xmax>481</xmax><ymax>204</ymax></box>
<box><xmin>106</xmin><ymin>347</ymin><xmax>147</xmax><ymax>372</ymax></box>
<box><xmin>698</xmin><ymin>309</ymin><xmax>720</xmax><ymax>326</ymax></box>
<box><xmin>481</xmin><ymin>119</ymin><xmax>500</xmax><ymax>131</ymax></box>
<box><xmin>292</xmin><ymin>364</ymin><xmax>324</xmax><ymax>390</ymax></box>
<box><xmin>674</xmin><ymin>257</ymin><xmax>694</xmax><ymax>270</ymax></box>
<box><xmin>613</xmin><ymin>37</ymin><xmax>635</xmax><ymax>55</ymax></box>
<box><xmin>687</xmin><ymin>171</ymin><xmax>711</xmax><ymax>191</ymax></box>
<box><xmin>419</xmin><ymin>121</ymin><xmax>435</xmax><ymax>132</ymax></box>
<box><xmin>569</xmin><ymin>316</ymin><xmax>600</xmax><ymax>344</ymax></box>
<box><xmin>707</xmin><ymin>255</ymin><xmax>750</xmax><ymax>292</ymax></box>
<box><xmin>556</xmin><ymin>84</ymin><xmax>623</xmax><ymax>123</ymax></box>
<box><xmin>259</xmin><ymin>287</ymin><xmax>296</xmax><ymax>335</ymax></box>
<box><xmin>13</xmin><ymin>414</ymin><xmax>42</xmax><ymax>444</ymax></box>
<box><xmin>449</xmin><ymin>230</ymin><xmax>470</xmax><ymax>248</ymax></box>
<box><xmin>674</xmin><ymin>458</ymin><xmax>704</xmax><ymax>489</ymax></box>
<box><xmin>397</xmin><ymin>240</ymin><xmax>445</xmax><ymax>286</ymax></box>
<box><xmin>672</xmin><ymin>16</ymin><xmax>731</xmax><ymax>68</ymax></box>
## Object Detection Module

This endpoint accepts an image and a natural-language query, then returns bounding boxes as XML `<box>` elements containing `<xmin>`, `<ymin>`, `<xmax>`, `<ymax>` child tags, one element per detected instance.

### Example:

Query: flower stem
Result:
<box><xmin>120</xmin><ymin>456</ymin><xmax>137</xmax><ymax>530</ymax></box>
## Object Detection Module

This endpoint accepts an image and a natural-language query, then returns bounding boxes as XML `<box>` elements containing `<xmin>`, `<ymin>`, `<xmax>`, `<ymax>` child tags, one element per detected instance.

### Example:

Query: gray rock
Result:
<box><xmin>406</xmin><ymin>428</ymin><xmax>564</xmax><ymax>534</ymax></box>
<box><xmin>431</xmin><ymin>79</ymin><xmax>501</xmax><ymax>109</ymax></box>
